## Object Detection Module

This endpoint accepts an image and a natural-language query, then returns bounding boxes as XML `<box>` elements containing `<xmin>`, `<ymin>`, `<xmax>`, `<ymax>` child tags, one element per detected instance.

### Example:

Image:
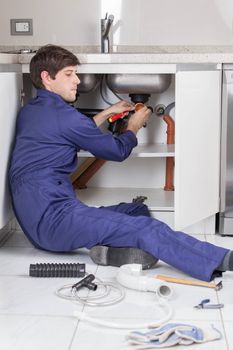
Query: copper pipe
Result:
<box><xmin>73</xmin><ymin>158</ymin><xmax>106</xmax><ymax>189</ymax></box>
<box><xmin>134</xmin><ymin>103</ymin><xmax>145</xmax><ymax>111</ymax></box>
<box><xmin>70</xmin><ymin>157</ymin><xmax>96</xmax><ymax>183</ymax></box>
<box><xmin>163</xmin><ymin>115</ymin><xmax>175</xmax><ymax>191</ymax></box>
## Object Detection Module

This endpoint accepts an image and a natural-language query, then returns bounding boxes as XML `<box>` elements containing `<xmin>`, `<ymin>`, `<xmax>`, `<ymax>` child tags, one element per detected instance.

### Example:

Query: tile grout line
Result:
<box><xmin>217</xmin><ymin>289</ymin><xmax>230</xmax><ymax>350</ymax></box>
<box><xmin>68</xmin><ymin>304</ymin><xmax>85</xmax><ymax>350</ymax></box>
<box><xmin>0</xmin><ymin>230</ymin><xmax>14</xmax><ymax>247</ymax></box>
<box><xmin>68</xmin><ymin>264</ymin><xmax>100</xmax><ymax>349</ymax></box>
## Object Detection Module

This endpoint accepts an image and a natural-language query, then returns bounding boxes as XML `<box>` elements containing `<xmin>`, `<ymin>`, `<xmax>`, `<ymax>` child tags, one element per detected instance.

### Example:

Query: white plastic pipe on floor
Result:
<box><xmin>116</xmin><ymin>264</ymin><xmax>173</xmax><ymax>299</ymax></box>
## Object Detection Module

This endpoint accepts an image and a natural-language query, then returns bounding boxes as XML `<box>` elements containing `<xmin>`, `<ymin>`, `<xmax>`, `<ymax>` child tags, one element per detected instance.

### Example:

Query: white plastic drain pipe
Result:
<box><xmin>116</xmin><ymin>264</ymin><xmax>173</xmax><ymax>299</ymax></box>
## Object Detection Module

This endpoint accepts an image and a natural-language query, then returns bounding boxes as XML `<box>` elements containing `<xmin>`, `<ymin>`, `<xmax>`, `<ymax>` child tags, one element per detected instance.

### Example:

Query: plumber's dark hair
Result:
<box><xmin>30</xmin><ymin>44</ymin><xmax>80</xmax><ymax>89</ymax></box>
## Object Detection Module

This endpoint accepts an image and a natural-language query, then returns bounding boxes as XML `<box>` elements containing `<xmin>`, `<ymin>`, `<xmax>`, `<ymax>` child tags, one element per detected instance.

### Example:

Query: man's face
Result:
<box><xmin>44</xmin><ymin>66</ymin><xmax>80</xmax><ymax>102</ymax></box>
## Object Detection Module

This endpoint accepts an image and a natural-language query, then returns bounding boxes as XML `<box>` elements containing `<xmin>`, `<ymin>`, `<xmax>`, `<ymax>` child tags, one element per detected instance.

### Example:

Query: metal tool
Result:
<box><xmin>194</xmin><ymin>299</ymin><xmax>224</xmax><ymax>309</ymax></box>
<box><xmin>156</xmin><ymin>275</ymin><xmax>223</xmax><ymax>291</ymax></box>
<box><xmin>132</xmin><ymin>195</ymin><xmax>148</xmax><ymax>203</ymax></box>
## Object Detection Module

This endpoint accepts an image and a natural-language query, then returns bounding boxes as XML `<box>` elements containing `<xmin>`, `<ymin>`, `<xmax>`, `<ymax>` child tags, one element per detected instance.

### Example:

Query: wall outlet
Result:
<box><xmin>10</xmin><ymin>19</ymin><xmax>33</xmax><ymax>36</ymax></box>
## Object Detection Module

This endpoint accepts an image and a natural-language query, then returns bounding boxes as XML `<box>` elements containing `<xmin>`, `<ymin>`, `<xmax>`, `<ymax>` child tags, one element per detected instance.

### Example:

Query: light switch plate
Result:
<box><xmin>10</xmin><ymin>19</ymin><xmax>33</xmax><ymax>36</ymax></box>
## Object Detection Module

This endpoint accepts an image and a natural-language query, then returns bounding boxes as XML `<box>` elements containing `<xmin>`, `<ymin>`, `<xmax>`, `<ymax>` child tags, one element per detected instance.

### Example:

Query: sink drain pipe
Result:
<box><xmin>156</xmin><ymin>102</ymin><xmax>175</xmax><ymax>191</ymax></box>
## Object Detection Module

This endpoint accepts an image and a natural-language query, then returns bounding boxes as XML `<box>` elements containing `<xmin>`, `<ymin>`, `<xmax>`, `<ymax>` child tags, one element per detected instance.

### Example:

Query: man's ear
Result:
<box><xmin>41</xmin><ymin>71</ymin><xmax>53</xmax><ymax>89</ymax></box>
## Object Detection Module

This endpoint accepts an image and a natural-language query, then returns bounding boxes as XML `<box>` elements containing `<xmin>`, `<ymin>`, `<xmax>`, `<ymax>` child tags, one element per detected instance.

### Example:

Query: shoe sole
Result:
<box><xmin>90</xmin><ymin>246</ymin><xmax>158</xmax><ymax>270</ymax></box>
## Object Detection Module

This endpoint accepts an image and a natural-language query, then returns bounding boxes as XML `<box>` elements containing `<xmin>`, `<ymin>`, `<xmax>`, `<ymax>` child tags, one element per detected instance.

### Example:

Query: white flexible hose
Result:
<box><xmin>73</xmin><ymin>298</ymin><xmax>173</xmax><ymax>329</ymax></box>
<box><xmin>72</xmin><ymin>265</ymin><xmax>174</xmax><ymax>329</ymax></box>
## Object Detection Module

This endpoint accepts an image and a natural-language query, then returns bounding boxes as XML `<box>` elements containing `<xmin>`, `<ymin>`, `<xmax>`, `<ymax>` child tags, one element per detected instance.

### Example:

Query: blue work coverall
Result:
<box><xmin>9</xmin><ymin>89</ymin><xmax>228</xmax><ymax>281</ymax></box>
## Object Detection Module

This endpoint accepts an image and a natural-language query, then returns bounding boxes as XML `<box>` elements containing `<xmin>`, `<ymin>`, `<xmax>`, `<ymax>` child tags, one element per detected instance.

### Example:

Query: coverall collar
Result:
<box><xmin>36</xmin><ymin>88</ymin><xmax>64</xmax><ymax>102</ymax></box>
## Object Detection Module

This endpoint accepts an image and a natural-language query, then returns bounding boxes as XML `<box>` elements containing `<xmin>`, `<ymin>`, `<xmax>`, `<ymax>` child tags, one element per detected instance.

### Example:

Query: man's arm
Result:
<box><xmin>93</xmin><ymin>100</ymin><xmax>152</xmax><ymax>136</ymax></box>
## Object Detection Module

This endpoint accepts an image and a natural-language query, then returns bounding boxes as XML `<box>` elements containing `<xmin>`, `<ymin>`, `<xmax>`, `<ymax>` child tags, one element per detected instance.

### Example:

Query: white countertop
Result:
<box><xmin>0</xmin><ymin>53</ymin><xmax>19</xmax><ymax>65</ymax></box>
<box><xmin>2</xmin><ymin>46</ymin><xmax>233</xmax><ymax>65</ymax></box>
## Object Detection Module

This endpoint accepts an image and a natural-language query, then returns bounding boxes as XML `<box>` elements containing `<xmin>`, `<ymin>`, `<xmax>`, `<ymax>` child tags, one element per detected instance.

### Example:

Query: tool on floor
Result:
<box><xmin>194</xmin><ymin>299</ymin><xmax>224</xmax><ymax>309</ymax></box>
<box><xmin>72</xmin><ymin>274</ymin><xmax>97</xmax><ymax>291</ymax></box>
<box><xmin>155</xmin><ymin>275</ymin><xmax>223</xmax><ymax>291</ymax></box>
<box><xmin>29</xmin><ymin>263</ymin><xmax>85</xmax><ymax>277</ymax></box>
<box><xmin>132</xmin><ymin>195</ymin><xmax>148</xmax><ymax>203</ymax></box>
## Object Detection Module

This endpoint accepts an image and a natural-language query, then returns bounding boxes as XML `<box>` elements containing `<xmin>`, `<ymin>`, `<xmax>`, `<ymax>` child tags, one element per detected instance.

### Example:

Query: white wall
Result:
<box><xmin>0</xmin><ymin>0</ymin><xmax>233</xmax><ymax>46</ymax></box>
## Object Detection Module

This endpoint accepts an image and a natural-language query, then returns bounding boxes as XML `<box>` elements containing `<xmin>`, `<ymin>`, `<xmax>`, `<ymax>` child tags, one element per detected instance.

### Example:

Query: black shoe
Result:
<box><xmin>89</xmin><ymin>246</ymin><xmax>158</xmax><ymax>270</ymax></box>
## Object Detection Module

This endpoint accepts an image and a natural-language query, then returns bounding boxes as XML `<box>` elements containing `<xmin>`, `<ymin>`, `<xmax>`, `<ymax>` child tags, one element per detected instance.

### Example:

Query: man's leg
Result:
<box><xmin>94</xmin><ymin>203</ymin><xmax>229</xmax><ymax>280</ymax></box>
<box><xmin>91</xmin><ymin>202</ymin><xmax>158</xmax><ymax>269</ymax></box>
<box><xmin>99</xmin><ymin>202</ymin><xmax>151</xmax><ymax>217</ymax></box>
<box><xmin>37</xmin><ymin>202</ymin><xmax>229</xmax><ymax>282</ymax></box>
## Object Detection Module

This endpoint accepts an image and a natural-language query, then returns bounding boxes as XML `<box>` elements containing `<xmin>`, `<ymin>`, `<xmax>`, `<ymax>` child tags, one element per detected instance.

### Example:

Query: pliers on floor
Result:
<box><xmin>194</xmin><ymin>298</ymin><xmax>224</xmax><ymax>309</ymax></box>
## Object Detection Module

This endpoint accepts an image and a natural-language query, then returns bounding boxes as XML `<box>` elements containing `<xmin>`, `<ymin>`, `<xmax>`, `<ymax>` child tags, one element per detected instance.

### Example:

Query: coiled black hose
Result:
<box><xmin>29</xmin><ymin>263</ymin><xmax>85</xmax><ymax>277</ymax></box>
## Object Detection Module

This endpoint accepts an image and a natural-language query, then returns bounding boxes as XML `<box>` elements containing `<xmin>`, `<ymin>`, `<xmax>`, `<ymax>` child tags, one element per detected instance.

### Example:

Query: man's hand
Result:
<box><xmin>107</xmin><ymin>100</ymin><xmax>135</xmax><ymax>115</ymax></box>
<box><xmin>93</xmin><ymin>100</ymin><xmax>134</xmax><ymax>126</ymax></box>
<box><xmin>126</xmin><ymin>106</ymin><xmax>152</xmax><ymax>135</ymax></box>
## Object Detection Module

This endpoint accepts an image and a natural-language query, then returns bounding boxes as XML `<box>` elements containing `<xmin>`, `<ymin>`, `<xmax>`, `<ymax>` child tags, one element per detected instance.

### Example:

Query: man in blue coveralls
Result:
<box><xmin>9</xmin><ymin>45</ymin><xmax>233</xmax><ymax>281</ymax></box>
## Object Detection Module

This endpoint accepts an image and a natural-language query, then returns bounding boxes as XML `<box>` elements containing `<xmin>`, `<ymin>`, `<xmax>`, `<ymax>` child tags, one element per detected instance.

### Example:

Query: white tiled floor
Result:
<box><xmin>0</xmin><ymin>230</ymin><xmax>233</xmax><ymax>350</ymax></box>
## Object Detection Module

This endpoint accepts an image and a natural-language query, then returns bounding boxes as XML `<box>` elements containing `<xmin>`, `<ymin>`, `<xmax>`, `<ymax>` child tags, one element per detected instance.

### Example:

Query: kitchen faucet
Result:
<box><xmin>101</xmin><ymin>13</ymin><xmax>114</xmax><ymax>53</ymax></box>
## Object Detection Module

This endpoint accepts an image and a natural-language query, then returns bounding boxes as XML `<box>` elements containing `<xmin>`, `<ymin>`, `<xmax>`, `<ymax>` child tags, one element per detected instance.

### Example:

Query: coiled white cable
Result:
<box><xmin>56</xmin><ymin>267</ymin><xmax>174</xmax><ymax>329</ymax></box>
<box><xmin>55</xmin><ymin>275</ymin><xmax>125</xmax><ymax>307</ymax></box>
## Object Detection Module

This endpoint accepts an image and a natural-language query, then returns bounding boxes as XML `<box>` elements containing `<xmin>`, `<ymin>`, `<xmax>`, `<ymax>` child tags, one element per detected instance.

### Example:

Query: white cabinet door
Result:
<box><xmin>0</xmin><ymin>72</ymin><xmax>22</xmax><ymax>229</ymax></box>
<box><xmin>175</xmin><ymin>70</ymin><xmax>221</xmax><ymax>230</ymax></box>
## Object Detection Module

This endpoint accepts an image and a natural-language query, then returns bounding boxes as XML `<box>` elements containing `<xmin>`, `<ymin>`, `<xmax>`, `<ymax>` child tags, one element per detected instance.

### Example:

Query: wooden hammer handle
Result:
<box><xmin>156</xmin><ymin>275</ymin><xmax>217</xmax><ymax>289</ymax></box>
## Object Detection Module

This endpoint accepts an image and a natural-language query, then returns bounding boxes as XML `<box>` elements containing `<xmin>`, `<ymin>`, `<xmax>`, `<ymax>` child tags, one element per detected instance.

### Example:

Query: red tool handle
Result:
<box><xmin>108</xmin><ymin>111</ymin><xmax>129</xmax><ymax>123</ymax></box>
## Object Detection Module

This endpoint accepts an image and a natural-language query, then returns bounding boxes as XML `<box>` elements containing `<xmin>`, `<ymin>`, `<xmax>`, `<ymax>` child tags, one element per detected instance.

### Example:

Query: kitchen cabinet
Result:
<box><xmin>75</xmin><ymin>63</ymin><xmax>221</xmax><ymax>233</ymax></box>
<box><xmin>0</xmin><ymin>65</ymin><xmax>22</xmax><ymax>229</ymax></box>
<box><xmin>175</xmin><ymin>69</ymin><xmax>221</xmax><ymax>230</ymax></box>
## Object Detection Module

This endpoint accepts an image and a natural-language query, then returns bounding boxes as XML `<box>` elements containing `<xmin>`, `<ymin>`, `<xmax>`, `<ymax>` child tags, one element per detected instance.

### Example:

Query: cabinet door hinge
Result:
<box><xmin>20</xmin><ymin>89</ymin><xmax>25</xmax><ymax>106</ymax></box>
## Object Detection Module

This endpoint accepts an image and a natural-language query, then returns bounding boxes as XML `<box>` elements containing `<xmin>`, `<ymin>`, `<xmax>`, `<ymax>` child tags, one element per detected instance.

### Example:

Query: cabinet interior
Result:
<box><xmin>74</xmin><ymin>73</ymin><xmax>176</xmax><ymax>217</ymax></box>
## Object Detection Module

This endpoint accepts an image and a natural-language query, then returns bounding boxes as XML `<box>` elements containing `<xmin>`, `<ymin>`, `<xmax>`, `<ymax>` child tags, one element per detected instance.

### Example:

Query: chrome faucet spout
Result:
<box><xmin>103</xmin><ymin>14</ymin><xmax>114</xmax><ymax>38</ymax></box>
<box><xmin>101</xmin><ymin>13</ymin><xmax>114</xmax><ymax>53</ymax></box>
